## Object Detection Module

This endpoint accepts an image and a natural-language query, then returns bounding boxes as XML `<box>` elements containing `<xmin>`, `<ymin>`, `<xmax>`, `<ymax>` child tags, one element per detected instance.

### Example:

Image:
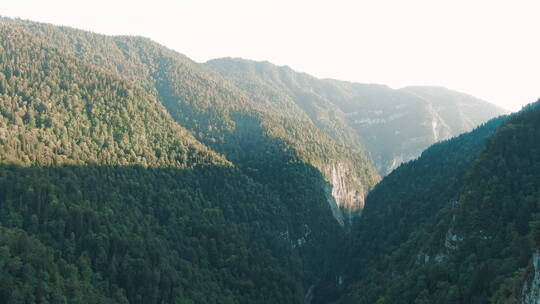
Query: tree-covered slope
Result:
<box><xmin>1</xmin><ymin>17</ymin><xmax>380</xmax><ymax>223</ymax></box>
<box><xmin>205</xmin><ymin>58</ymin><xmax>365</xmax><ymax>151</ymax></box>
<box><xmin>0</xmin><ymin>20</ymin><xmax>349</xmax><ymax>303</ymax></box>
<box><xmin>205</xmin><ymin>57</ymin><xmax>508</xmax><ymax>175</ymax></box>
<box><xmin>315</xmin><ymin>100</ymin><xmax>540</xmax><ymax>304</ymax></box>
<box><xmin>0</xmin><ymin>23</ymin><xmax>223</xmax><ymax>168</ymax></box>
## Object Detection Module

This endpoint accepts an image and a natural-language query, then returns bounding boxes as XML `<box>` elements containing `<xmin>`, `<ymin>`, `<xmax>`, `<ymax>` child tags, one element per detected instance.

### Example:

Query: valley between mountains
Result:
<box><xmin>2</xmin><ymin>17</ymin><xmax>538</xmax><ymax>304</ymax></box>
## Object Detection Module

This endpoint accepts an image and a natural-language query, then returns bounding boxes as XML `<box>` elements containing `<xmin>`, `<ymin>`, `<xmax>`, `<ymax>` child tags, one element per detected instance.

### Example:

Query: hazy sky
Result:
<box><xmin>3</xmin><ymin>0</ymin><xmax>539</xmax><ymax>111</ymax></box>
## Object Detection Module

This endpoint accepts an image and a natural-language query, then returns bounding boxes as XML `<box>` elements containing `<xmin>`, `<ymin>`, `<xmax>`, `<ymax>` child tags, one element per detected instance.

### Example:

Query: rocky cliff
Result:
<box><xmin>522</xmin><ymin>250</ymin><xmax>540</xmax><ymax>304</ymax></box>
<box><xmin>323</xmin><ymin>162</ymin><xmax>368</xmax><ymax>226</ymax></box>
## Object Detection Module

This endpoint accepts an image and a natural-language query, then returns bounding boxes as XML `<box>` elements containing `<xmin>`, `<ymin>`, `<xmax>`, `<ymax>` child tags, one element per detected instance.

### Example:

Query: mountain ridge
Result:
<box><xmin>205</xmin><ymin>57</ymin><xmax>509</xmax><ymax>175</ymax></box>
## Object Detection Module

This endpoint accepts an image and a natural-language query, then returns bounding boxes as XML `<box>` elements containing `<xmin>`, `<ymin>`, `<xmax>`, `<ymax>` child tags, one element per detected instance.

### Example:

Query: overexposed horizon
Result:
<box><xmin>3</xmin><ymin>0</ymin><xmax>539</xmax><ymax>111</ymax></box>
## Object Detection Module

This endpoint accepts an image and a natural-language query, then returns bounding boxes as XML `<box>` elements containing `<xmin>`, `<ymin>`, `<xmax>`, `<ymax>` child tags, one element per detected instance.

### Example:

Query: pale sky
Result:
<box><xmin>2</xmin><ymin>0</ymin><xmax>539</xmax><ymax>111</ymax></box>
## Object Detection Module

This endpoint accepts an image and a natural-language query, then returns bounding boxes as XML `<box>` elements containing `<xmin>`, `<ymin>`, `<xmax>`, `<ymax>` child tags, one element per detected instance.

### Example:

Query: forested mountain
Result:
<box><xmin>205</xmin><ymin>58</ymin><xmax>508</xmax><ymax>174</ymax></box>
<box><xmin>314</xmin><ymin>100</ymin><xmax>540</xmax><ymax>303</ymax></box>
<box><xmin>1</xmin><ymin>17</ymin><xmax>380</xmax><ymax>224</ymax></box>
<box><xmin>0</xmin><ymin>18</ymin><xmax>365</xmax><ymax>303</ymax></box>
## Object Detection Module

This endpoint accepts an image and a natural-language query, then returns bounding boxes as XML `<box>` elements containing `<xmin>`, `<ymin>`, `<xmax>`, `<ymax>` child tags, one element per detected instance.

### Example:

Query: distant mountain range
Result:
<box><xmin>206</xmin><ymin>58</ymin><xmax>508</xmax><ymax>174</ymax></box>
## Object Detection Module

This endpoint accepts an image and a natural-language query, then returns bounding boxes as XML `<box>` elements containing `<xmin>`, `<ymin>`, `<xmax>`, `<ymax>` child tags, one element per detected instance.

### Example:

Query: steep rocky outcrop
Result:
<box><xmin>323</xmin><ymin>162</ymin><xmax>367</xmax><ymax>226</ymax></box>
<box><xmin>522</xmin><ymin>251</ymin><xmax>540</xmax><ymax>304</ymax></box>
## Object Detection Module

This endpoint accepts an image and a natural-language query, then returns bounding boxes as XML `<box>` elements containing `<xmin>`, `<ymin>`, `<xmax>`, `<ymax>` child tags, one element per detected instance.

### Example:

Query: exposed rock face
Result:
<box><xmin>522</xmin><ymin>250</ymin><xmax>540</xmax><ymax>304</ymax></box>
<box><xmin>323</xmin><ymin>162</ymin><xmax>366</xmax><ymax>226</ymax></box>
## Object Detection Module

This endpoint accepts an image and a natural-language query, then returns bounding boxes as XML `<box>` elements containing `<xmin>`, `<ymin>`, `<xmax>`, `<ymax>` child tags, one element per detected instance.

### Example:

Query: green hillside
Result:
<box><xmin>315</xmin><ymin>101</ymin><xmax>540</xmax><ymax>303</ymax></box>
<box><xmin>0</xmin><ymin>19</ymin><xmax>349</xmax><ymax>303</ymax></box>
